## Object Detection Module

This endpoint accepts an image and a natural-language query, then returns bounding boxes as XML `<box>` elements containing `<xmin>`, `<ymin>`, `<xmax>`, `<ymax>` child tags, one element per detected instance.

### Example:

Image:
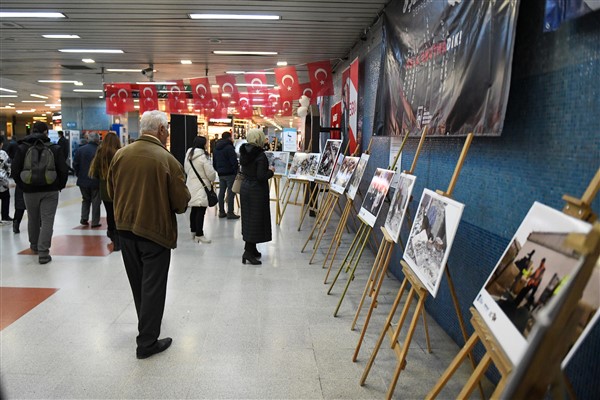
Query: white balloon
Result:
<box><xmin>297</xmin><ymin>106</ymin><xmax>308</xmax><ymax>118</ymax></box>
<box><xmin>299</xmin><ymin>95</ymin><xmax>310</xmax><ymax>107</ymax></box>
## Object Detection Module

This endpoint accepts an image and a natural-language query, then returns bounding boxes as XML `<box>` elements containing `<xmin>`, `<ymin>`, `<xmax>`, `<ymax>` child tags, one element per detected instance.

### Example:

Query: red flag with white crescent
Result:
<box><xmin>104</xmin><ymin>84</ymin><xmax>121</xmax><ymax>115</ymax></box>
<box><xmin>236</xmin><ymin>93</ymin><xmax>254</xmax><ymax>119</ymax></box>
<box><xmin>138</xmin><ymin>84</ymin><xmax>159</xmax><ymax>114</ymax></box>
<box><xmin>244</xmin><ymin>71</ymin><xmax>268</xmax><ymax>105</ymax></box>
<box><xmin>274</xmin><ymin>65</ymin><xmax>300</xmax><ymax>101</ymax></box>
<box><xmin>330</xmin><ymin>101</ymin><xmax>342</xmax><ymax>140</ymax></box>
<box><xmin>299</xmin><ymin>82</ymin><xmax>315</xmax><ymax>105</ymax></box>
<box><xmin>280</xmin><ymin>98</ymin><xmax>293</xmax><ymax>117</ymax></box>
<box><xmin>263</xmin><ymin>88</ymin><xmax>281</xmax><ymax>117</ymax></box>
<box><xmin>190</xmin><ymin>77</ymin><xmax>213</xmax><ymax>108</ymax></box>
<box><xmin>203</xmin><ymin>94</ymin><xmax>227</xmax><ymax>120</ymax></box>
<box><xmin>167</xmin><ymin>80</ymin><xmax>188</xmax><ymax>113</ymax></box>
<box><xmin>215</xmin><ymin>74</ymin><xmax>240</xmax><ymax>106</ymax></box>
<box><xmin>307</xmin><ymin>60</ymin><xmax>334</xmax><ymax>97</ymax></box>
<box><xmin>105</xmin><ymin>83</ymin><xmax>134</xmax><ymax>115</ymax></box>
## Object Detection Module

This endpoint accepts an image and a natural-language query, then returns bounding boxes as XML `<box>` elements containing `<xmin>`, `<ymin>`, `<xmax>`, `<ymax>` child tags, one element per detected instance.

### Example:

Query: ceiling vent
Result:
<box><xmin>61</xmin><ymin>65</ymin><xmax>94</xmax><ymax>70</ymax></box>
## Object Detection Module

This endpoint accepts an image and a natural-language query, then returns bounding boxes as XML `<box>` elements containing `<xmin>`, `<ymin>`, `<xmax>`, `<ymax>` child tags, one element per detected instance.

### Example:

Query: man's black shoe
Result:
<box><xmin>227</xmin><ymin>214</ymin><xmax>240</xmax><ymax>220</ymax></box>
<box><xmin>80</xmin><ymin>219</ymin><xmax>89</xmax><ymax>226</ymax></box>
<box><xmin>13</xmin><ymin>221</ymin><xmax>20</xmax><ymax>234</ymax></box>
<box><xmin>91</xmin><ymin>223</ymin><xmax>101</xmax><ymax>228</ymax></box>
<box><xmin>136</xmin><ymin>337</ymin><xmax>172</xmax><ymax>359</ymax></box>
<box><xmin>39</xmin><ymin>255</ymin><xmax>52</xmax><ymax>265</ymax></box>
<box><xmin>218</xmin><ymin>212</ymin><xmax>227</xmax><ymax>218</ymax></box>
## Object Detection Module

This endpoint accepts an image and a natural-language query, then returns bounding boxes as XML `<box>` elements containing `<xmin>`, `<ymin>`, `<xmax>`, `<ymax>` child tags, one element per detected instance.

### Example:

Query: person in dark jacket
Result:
<box><xmin>239</xmin><ymin>128</ymin><xmax>274</xmax><ymax>265</ymax></box>
<box><xmin>74</xmin><ymin>132</ymin><xmax>101</xmax><ymax>227</ymax></box>
<box><xmin>4</xmin><ymin>136</ymin><xmax>25</xmax><ymax>233</ymax></box>
<box><xmin>57</xmin><ymin>131</ymin><xmax>75</xmax><ymax>175</ymax></box>
<box><xmin>10</xmin><ymin>121</ymin><xmax>69</xmax><ymax>264</ymax></box>
<box><xmin>212</xmin><ymin>131</ymin><xmax>240</xmax><ymax>219</ymax></box>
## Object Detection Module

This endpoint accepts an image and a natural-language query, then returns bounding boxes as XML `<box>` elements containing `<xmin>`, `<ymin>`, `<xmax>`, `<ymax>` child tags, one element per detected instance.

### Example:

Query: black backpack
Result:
<box><xmin>20</xmin><ymin>139</ymin><xmax>57</xmax><ymax>186</ymax></box>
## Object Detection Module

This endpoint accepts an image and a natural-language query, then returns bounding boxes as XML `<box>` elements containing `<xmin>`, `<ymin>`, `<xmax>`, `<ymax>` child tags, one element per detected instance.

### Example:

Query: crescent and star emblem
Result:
<box><xmin>283</xmin><ymin>100</ymin><xmax>291</xmax><ymax>110</ymax></box>
<box><xmin>195</xmin><ymin>84</ymin><xmax>207</xmax><ymax>97</ymax></box>
<box><xmin>222</xmin><ymin>83</ymin><xmax>234</xmax><ymax>93</ymax></box>
<box><xmin>314</xmin><ymin>68</ymin><xmax>328</xmax><ymax>85</ymax></box>
<box><xmin>282</xmin><ymin>74</ymin><xmax>294</xmax><ymax>91</ymax></box>
<box><xmin>142</xmin><ymin>87</ymin><xmax>154</xmax><ymax>98</ymax></box>
<box><xmin>303</xmin><ymin>88</ymin><xmax>313</xmax><ymax>97</ymax></box>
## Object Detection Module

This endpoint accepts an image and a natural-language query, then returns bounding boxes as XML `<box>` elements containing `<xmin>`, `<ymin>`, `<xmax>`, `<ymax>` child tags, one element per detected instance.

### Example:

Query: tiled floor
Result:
<box><xmin>0</xmin><ymin>177</ymin><xmax>493</xmax><ymax>399</ymax></box>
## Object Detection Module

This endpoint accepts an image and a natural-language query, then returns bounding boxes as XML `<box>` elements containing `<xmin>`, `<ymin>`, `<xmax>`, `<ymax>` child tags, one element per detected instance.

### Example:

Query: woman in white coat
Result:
<box><xmin>184</xmin><ymin>136</ymin><xmax>217</xmax><ymax>243</ymax></box>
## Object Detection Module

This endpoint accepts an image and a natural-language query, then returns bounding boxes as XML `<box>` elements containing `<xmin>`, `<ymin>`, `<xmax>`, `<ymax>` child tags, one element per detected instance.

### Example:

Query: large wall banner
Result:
<box><xmin>342</xmin><ymin>58</ymin><xmax>359</xmax><ymax>152</ymax></box>
<box><xmin>374</xmin><ymin>0</ymin><xmax>520</xmax><ymax>137</ymax></box>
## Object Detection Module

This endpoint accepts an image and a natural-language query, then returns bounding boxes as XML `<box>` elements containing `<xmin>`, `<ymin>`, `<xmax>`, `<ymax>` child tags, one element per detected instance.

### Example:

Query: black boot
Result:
<box><xmin>242</xmin><ymin>251</ymin><xmax>261</xmax><ymax>265</ymax></box>
<box><xmin>13</xmin><ymin>219</ymin><xmax>20</xmax><ymax>234</ymax></box>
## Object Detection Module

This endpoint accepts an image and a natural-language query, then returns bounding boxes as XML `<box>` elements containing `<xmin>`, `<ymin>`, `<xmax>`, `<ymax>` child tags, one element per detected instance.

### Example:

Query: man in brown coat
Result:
<box><xmin>108</xmin><ymin>110</ymin><xmax>190</xmax><ymax>359</ymax></box>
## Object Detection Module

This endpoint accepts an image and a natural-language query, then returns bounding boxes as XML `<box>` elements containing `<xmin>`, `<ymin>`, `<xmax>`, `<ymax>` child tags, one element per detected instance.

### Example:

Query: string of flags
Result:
<box><xmin>104</xmin><ymin>60</ymin><xmax>335</xmax><ymax>117</ymax></box>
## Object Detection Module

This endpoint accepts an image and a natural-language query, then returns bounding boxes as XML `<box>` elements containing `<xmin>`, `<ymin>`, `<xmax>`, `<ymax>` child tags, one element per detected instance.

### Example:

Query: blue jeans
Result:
<box><xmin>218</xmin><ymin>174</ymin><xmax>236</xmax><ymax>215</ymax></box>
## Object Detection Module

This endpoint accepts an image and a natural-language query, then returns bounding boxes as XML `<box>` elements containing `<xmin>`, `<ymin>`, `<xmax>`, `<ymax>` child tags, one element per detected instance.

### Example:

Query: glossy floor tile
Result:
<box><xmin>0</xmin><ymin>177</ymin><xmax>494</xmax><ymax>399</ymax></box>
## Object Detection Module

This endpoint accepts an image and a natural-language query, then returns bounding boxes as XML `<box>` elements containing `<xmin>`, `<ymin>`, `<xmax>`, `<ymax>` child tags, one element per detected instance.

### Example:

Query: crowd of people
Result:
<box><xmin>1</xmin><ymin>111</ymin><xmax>275</xmax><ymax>359</ymax></box>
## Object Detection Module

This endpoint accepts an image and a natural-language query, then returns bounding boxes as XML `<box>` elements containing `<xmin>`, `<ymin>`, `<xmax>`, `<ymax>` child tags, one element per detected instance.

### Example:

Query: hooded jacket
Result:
<box><xmin>107</xmin><ymin>135</ymin><xmax>190</xmax><ymax>249</ymax></box>
<box><xmin>212</xmin><ymin>138</ymin><xmax>238</xmax><ymax>176</ymax></box>
<box><xmin>11</xmin><ymin>133</ymin><xmax>69</xmax><ymax>193</ymax></box>
<box><xmin>184</xmin><ymin>147</ymin><xmax>217</xmax><ymax>207</ymax></box>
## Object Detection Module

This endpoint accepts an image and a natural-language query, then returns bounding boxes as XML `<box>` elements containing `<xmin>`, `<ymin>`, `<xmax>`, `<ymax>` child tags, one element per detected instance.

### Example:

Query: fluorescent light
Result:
<box><xmin>134</xmin><ymin>81</ymin><xmax>176</xmax><ymax>85</ymax></box>
<box><xmin>73</xmin><ymin>89</ymin><xmax>103</xmax><ymax>93</ymax></box>
<box><xmin>108</xmin><ymin>68</ymin><xmax>149</xmax><ymax>72</ymax></box>
<box><xmin>235</xmin><ymin>83</ymin><xmax>273</xmax><ymax>87</ymax></box>
<box><xmin>31</xmin><ymin>94</ymin><xmax>49</xmax><ymax>99</ymax></box>
<box><xmin>38</xmin><ymin>80</ymin><xmax>80</xmax><ymax>84</ymax></box>
<box><xmin>277</xmin><ymin>61</ymin><xmax>287</xmax><ymax>66</ymax></box>
<box><xmin>22</xmin><ymin>100</ymin><xmax>45</xmax><ymax>103</ymax></box>
<box><xmin>0</xmin><ymin>87</ymin><xmax>17</xmax><ymax>93</ymax></box>
<box><xmin>211</xmin><ymin>85</ymin><xmax>220</xmax><ymax>88</ymax></box>
<box><xmin>189</xmin><ymin>13</ymin><xmax>280</xmax><ymax>20</ymax></box>
<box><xmin>0</xmin><ymin>12</ymin><xmax>65</xmax><ymax>18</ymax></box>
<box><xmin>74</xmin><ymin>81</ymin><xmax>84</xmax><ymax>86</ymax></box>
<box><xmin>59</xmin><ymin>49</ymin><xmax>124</xmax><ymax>54</ymax></box>
<box><xmin>246</xmin><ymin>71</ymin><xmax>275</xmax><ymax>75</ymax></box>
<box><xmin>213</xmin><ymin>51</ymin><xmax>277</xmax><ymax>56</ymax></box>
<box><xmin>45</xmin><ymin>104</ymin><xmax>61</xmax><ymax>107</ymax></box>
<box><xmin>226</xmin><ymin>71</ymin><xmax>245</xmax><ymax>74</ymax></box>
<box><xmin>0</xmin><ymin>95</ymin><xmax>18</xmax><ymax>98</ymax></box>
<box><xmin>180</xmin><ymin>60</ymin><xmax>192</xmax><ymax>65</ymax></box>
<box><xmin>43</xmin><ymin>34</ymin><xmax>80</xmax><ymax>39</ymax></box>
<box><xmin>82</xmin><ymin>58</ymin><xmax>95</xmax><ymax>63</ymax></box>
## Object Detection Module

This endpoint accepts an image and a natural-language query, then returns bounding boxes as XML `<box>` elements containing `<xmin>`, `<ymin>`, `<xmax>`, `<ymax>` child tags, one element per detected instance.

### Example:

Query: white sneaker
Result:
<box><xmin>195</xmin><ymin>235</ymin><xmax>211</xmax><ymax>244</ymax></box>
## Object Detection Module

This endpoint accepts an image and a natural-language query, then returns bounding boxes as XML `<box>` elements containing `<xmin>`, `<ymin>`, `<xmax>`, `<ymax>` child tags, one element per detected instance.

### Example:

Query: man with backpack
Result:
<box><xmin>11</xmin><ymin>121</ymin><xmax>69</xmax><ymax>264</ymax></box>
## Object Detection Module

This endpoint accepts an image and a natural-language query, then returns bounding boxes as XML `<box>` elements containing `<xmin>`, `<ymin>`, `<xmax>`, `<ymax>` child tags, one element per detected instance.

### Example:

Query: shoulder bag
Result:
<box><xmin>232</xmin><ymin>172</ymin><xmax>244</xmax><ymax>194</ymax></box>
<box><xmin>189</xmin><ymin>157</ymin><xmax>218</xmax><ymax>207</ymax></box>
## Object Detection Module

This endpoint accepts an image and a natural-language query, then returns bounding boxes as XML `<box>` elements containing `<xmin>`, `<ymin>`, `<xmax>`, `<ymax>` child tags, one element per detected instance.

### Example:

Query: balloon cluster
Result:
<box><xmin>296</xmin><ymin>95</ymin><xmax>310</xmax><ymax>118</ymax></box>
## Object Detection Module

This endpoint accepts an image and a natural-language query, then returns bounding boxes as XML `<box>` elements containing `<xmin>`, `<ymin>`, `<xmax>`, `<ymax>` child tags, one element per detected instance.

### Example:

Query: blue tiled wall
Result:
<box><xmin>61</xmin><ymin>98</ymin><xmax>111</xmax><ymax>131</ymax></box>
<box><xmin>344</xmin><ymin>1</ymin><xmax>599</xmax><ymax>397</ymax></box>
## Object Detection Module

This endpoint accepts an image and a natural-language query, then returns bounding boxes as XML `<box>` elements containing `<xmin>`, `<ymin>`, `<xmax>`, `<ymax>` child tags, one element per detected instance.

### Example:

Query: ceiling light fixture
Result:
<box><xmin>0</xmin><ymin>95</ymin><xmax>18</xmax><ymax>98</ymax></box>
<box><xmin>189</xmin><ymin>13</ymin><xmax>280</xmax><ymax>20</ymax></box>
<box><xmin>235</xmin><ymin>83</ymin><xmax>273</xmax><ymax>87</ymax></box>
<box><xmin>226</xmin><ymin>71</ymin><xmax>245</xmax><ymax>74</ymax></box>
<box><xmin>31</xmin><ymin>94</ymin><xmax>49</xmax><ymax>99</ymax></box>
<box><xmin>246</xmin><ymin>71</ymin><xmax>275</xmax><ymax>75</ymax></box>
<box><xmin>73</xmin><ymin>89</ymin><xmax>103</xmax><ymax>93</ymax></box>
<box><xmin>0</xmin><ymin>12</ymin><xmax>66</xmax><ymax>18</ymax></box>
<box><xmin>180</xmin><ymin>60</ymin><xmax>192</xmax><ymax>65</ymax></box>
<box><xmin>82</xmin><ymin>58</ymin><xmax>95</xmax><ymax>63</ymax></box>
<box><xmin>213</xmin><ymin>51</ymin><xmax>277</xmax><ymax>56</ymax></box>
<box><xmin>74</xmin><ymin>81</ymin><xmax>84</xmax><ymax>86</ymax></box>
<box><xmin>22</xmin><ymin>100</ymin><xmax>45</xmax><ymax>103</ymax></box>
<box><xmin>277</xmin><ymin>61</ymin><xmax>288</xmax><ymax>66</ymax></box>
<box><xmin>59</xmin><ymin>49</ymin><xmax>124</xmax><ymax>54</ymax></box>
<box><xmin>42</xmin><ymin>34</ymin><xmax>80</xmax><ymax>39</ymax></box>
<box><xmin>0</xmin><ymin>88</ymin><xmax>17</xmax><ymax>93</ymax></box>
<box><xmin>38</xmin><ymin>80</ymin><xmax>80</xmax><ymax>84</ymax></box>
<box><xmin>134</xmin><ymin>81</ymin><xmax>176</xmax><ymax>85</ymax></box>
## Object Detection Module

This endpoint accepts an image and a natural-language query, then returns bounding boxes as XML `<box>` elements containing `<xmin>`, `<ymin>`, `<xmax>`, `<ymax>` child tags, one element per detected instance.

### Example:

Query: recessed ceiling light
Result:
<box><xmin>246</xmin><ymin>71</ymin><xmax>275</xmax><ymax>75</ymax></box>
<box><xmin>0</xmin><ymin>95</ymin><xmax>18</xmax><ymax>98</ymax></box>
<box><xmin>31</xmin><ymin>94</ymin><xmax>49</xmax><ymax>99</ymax></box>
<box><xmin>59</xmin><ymin>49</ymin><xmax>124</xmax><ymax>54</ymax></box>
<box><xmin>43</xmin><ymin>34</ymin><xmax>80</xmax><ymax>39</ymax></box>
<box><xmin>0</xmin><ymin>87</ymin><xmax>17</xmax><ymax>93</ymax></box>
<box><xmin>22</xmin><ymin>100</ymin><xmax>45</xmax><ymax>103</ymax></box>
<box><xmin>0</xmin><ymin>12</ymin><xmax>66</xmax><ymax>18</ymax></box>
<box><xmin>277</xmin><ymin>61</ymin><xmax>288</xmax><ymax>66</ymax></box>
<box><xmin>226</xmin><ymin>71</ymin><xmax>245</xmax><ymax>74</ymax></box>
<box><xmin>74</xmin><ymin>81</ymin><xmax>84</xmax><ymax>86</ymax></box>
<box><xmin>73</xmin><ymin>89</ymin><xmax>103</xmax><ymax>93</ymax></box>
<box><xmin>189</xmin><ymin>14</ymin><xmax>280</xmax><ymax>20</ymax></box>
<box><xmin>180</xmin><ymin>60</ymin><xmax>192</xmax><ymax>65</ymax></box>
<box><xmin>38</xmin><ymin>80</ymin><xmax>80</xmax><ymax>84</ymax></box>
<box><xmin>82</xmin><ymin>58</ymin><xmax>95</xmax><ymax>63</ymax></box>
<box><xmin>214</xmin><ymin>51</ymin><xmax>277</xmax><ymax>56</ymax></box>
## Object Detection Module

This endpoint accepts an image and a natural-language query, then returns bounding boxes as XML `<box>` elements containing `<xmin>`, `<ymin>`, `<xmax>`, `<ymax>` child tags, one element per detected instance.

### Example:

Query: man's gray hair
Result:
<box><xmin>88</xmin><ymin>132</ymin><xmax>100</xmax><ymax>143</ymax></box>
<box><xmin>140</xmin><ymin>110</ymin><xmax>168</xmax><ymax>135</ymax></box>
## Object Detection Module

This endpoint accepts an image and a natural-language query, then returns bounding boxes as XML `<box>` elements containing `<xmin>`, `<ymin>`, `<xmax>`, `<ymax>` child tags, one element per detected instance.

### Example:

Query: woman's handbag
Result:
<box><xmin>189</xmin><ymin>160</ymin><xmax>218</xmax><ymax>207</ymax></box>
<box><xmin>232</xmin><ymin>172</ymin><xmax>244</xmax><ymax>194</ymax></box>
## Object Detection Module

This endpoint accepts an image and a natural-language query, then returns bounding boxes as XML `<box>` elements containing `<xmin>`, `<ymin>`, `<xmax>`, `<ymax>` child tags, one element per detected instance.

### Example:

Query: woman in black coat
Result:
<box><xmin>239</xmin><ymin>128</ymin><xmax>274</xmax><ymax>265</ymax></box>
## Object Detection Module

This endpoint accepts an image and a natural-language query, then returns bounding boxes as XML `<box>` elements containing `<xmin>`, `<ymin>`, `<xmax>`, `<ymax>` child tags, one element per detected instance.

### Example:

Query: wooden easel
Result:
<box><xmin>426</xmin><ymin>166</ymin><xmax>600</xmax><ymax>399</ymax></box>
<box><xmin>360</xmin><ymin>133</ymin><xmax>481</xmax><ymax>400</ymax></box>
<box><xmin>278</xmin><ymin>177</ymin><xmax>311</xmax><ymax>225</ymax></box>
<box><xmin>298</xmin><ymin>178</ymin><xmax>329</xmax><ymax>231</ymax></box>
<box><xmin>352</xmin><ymin>128</ymin><xmax>429</xmax><ymax>361</ymax></box>
<box><xmin>269</xmin><ymin>175</ymin><xmax>283</xmax><ymax>225</ymax></box>
<box><xmin>327</xmin><ymin>132</ymin><xmax>413</xmax><ymax>317</ymax></box>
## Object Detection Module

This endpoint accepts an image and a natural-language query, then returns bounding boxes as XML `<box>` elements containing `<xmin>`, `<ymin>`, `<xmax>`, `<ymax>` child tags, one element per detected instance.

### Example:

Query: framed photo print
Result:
<box><xmin>265</xmin><ymin>151</ymin><xmax>290</xmax><ymax>176</ymax></box>
<box><xmin>473</xmin><ymin>202</ymin><xmax>593</xmax><ymax>365</ymax></box>
<box><xmin>288</xmin><ymin>152</ymin><xmax>321</xmax><ymax>181</ymax></box>
<box><xmin>358</xmin><ymin>168</ymin><xmax>396</xmax><ymax>227</ymax></box>
<box><xmin>330</xmin><ymin>156</ymin><xmax>359</xmax><ymax>194</ymax></box>
<box><xmin>315</xmin><ymin>139</ymin><xmax>343</xmax><ymax>181</ymax></box>
<box><xmin>384</xmin><ymin>173</ymin><xmax>417</xmax><ymax>242</ymax></box>
<box><xmin>346</xmin><ymin>153</ymin><xmax>370</xmax><ymax>200</ymax></box>
<box><xmin>403</xmin><ymin>188</ymin><xmax>464</xmax><ymax>297</ymax></box>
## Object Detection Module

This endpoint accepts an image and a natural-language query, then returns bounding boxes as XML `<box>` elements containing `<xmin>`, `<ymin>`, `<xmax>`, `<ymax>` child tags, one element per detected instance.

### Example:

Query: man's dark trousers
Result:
<box><xmin>218</xmin><ymin>174</ymin><xmax>236</xmax><ymax>215</ymax></box>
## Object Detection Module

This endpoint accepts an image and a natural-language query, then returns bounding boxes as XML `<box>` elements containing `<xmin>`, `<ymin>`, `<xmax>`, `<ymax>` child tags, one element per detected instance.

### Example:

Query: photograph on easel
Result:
<box><xmin>330</xmin><ymin>156</ymin><xmax>359</xmax><ymax>194</ymax></box>
<box><xmin>403</xmin><ymin>189</ymin><xmax>464</xmax><ymax>297</ymax></box>
<box><xmin>315</xmin><ymin>139</ymin><xmax>343</xmax><ymax>181</ymax></box>
<box><xmin>346</xmin><ymin>153</ymin><xmax>370</xmax><ymax>200</ymax></box>
<box><xmin>358</xmin><ymin>168</ymin><xmax>396</xmax><ymax>227</ymax></box>
<box><xmin>288</xmin><ymin>152</ymin><xmax>321</xmax><ymax>181</ymax></box>
<box><xmin>384</xmin><ymin>173</ymin><xmax>417</xmax><ymax>243</ymax></box>
<box><xmin>329</xmin><ymin>154</ymin><xmax>345</xmax><ymax>186</ymax></box>
<box><xmin>265</xmin><ymin>151</ymin><xmax>290</xmax><ymax>176</ymax></box>
<box><xmin>473</xmin><ymin>202</ymin><xmax>594</xmax><ymax>365</ymax></box>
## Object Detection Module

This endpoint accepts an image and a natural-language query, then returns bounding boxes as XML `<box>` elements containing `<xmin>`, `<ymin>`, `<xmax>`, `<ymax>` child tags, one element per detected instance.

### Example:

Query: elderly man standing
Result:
<box><xmin>108</xmin><ymin>110</ymin><xmax>190</xmax><ymax>359</ymax></box>
<box><xmin>74</xmin><ymin>132</ymin><xmax>101</xmax><ymax>227</ymax></box>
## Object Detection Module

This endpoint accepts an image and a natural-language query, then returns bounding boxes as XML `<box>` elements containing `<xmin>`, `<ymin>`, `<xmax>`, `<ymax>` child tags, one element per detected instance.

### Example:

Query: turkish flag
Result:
<box><xmin>299</xmin><ymin>82</ymin><xmax>315</xmax><ymax>104</ymax></box>
<box><xmin>263</xmin><ymin>88</ymin><xmax>281</xmax><ymax>117</ymax></box>
<box><xmin>105</xmin><ymin>83</ymin><xmax>134</xmax><ymax>115</ymax></box>
<box><xmin>215</xmin><ymin>74</ymin><xmax>240</xmax><ymax>106</ymax></box>
<box><xmin>274</xmin><ymin>65</ymin><xmax>300</xmax><ymax>101</ymax></box>
<box><xmin>280</xmin><ymin>98</ymin><xmax>293</xmax><ymax>117</ymax></box>
<box><xmin>138</xmin><ymin>84</ymin><xmax>159</xmax><ymax>114</ymax></box>
<box><xmin>330</xmin><ymin>101</ymin><xmax>342</xmax><ymax>139</ymax></box>
<box><xmin>236</xmin><ymin>93</ymin><xmax>253</xmax><ymax>119</ymax></box>
<box><xmin>203</xmin><ymin>94</ymin><xmax>227</xmax><ymax>119</ymax></box>
<box><xmin>307</xmin><ymin>60</ymin><xmax>334</xmax><ymax>97</ymax></box>
<box><xmin>244</xmin><ymin>71</ymin><xmax>268</xmax><ymax>106</ymax></box>
<box><xmin>190</xmin><ymin>77</ymin><xmax>213</xmax><ymax>109</ymax></box>
<box><xmin>167</xmin><ymin>80</ymin><xmax>188</xmax><ymax>113</ymax></box>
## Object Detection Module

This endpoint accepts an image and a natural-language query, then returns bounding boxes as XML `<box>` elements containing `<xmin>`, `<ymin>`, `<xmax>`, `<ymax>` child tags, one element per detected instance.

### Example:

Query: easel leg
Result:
<box><xmin>327</xmin><ymin>223</ymin><xmax>367</xmax><ymax>295</ymax></box>
<box><xmin>302</xmin><ymin>191</ymin><xmax>332</xmax><ymax>252</ymax></box>
<box><xmin>323</xmin><ymin>200</ymin><xmax>352</xmax><ymax>281</ymax></box>
<box><xmin>278</xmin><ymin>179</ymin><xmax>295</xmax><ymax>225</ymax></box>
<box><xmin>421</xmin><ymin>308</ymin><xmax>432</xmax><ymax>354</ymax></box>
<box><xmin>456</xmin><ymin>353</ymin><xmax>492</xmax><ymax>400</ymax></box>
<box><xmin>310</xmin><ymin>196</ymin><xmax>339</xmax><ymax>261</ymax></box>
